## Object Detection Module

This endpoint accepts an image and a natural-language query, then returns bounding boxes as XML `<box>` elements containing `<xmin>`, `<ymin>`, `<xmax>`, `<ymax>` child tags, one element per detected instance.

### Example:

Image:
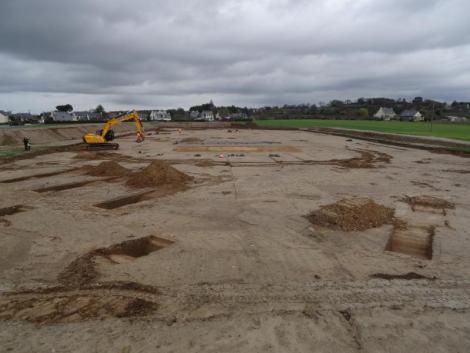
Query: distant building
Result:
<box><xmin>200</xmin><ymin>111</ymin><xmax>214</xmax><ymax>121</ymax></box>
<box><xmin>373</xmin><ymin>107</ymin><xmax>397</xmax><ymax>121</ymax></box>
<box><xmin>149</xmin><ymin>110</ymin><xmax>171</xmax><ymax>121</ymax></box>
<box><xmin>400</xmin><ymin>110</ymin><xmax>424</xmax><ymax>122</ymax></box>
<box><xmin>446</xmin><ymin>116</ymin><xmax>468</xmax><ymax>123</ymax></box>
<box><xmin>52</xmin><ymin>111</ymin><xmax>77</xmax><ymax>122</ymax></box>
<box><xmin>229</xmin><ymin>112</ymin><xmax>249</xmax><ymax>120</ymax></box>
<box><xmin>189</xmin><ymin>111</ymin><xmax>200</xmax><ymax>120</ymax></box>
<box><xmin>0</xmin><ymin>111</ymin><xmax>10</xmax><ymax>124</ymax></box>
<box><xmin>10</xmin><ymin>113</ymin><xmax>38</xmax><ymax>123</ymax></box>
<box><xmin>74</xmin><ymin>111</ymin><xmax>101</xmax><ymax>121</ymax></box>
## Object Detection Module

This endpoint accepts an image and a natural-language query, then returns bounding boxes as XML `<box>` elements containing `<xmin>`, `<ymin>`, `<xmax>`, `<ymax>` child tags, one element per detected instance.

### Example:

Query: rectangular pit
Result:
<box><xmin>386</xmin><ymin>223</ymin><xmax>434</xmax><ymax>259</ymax></box>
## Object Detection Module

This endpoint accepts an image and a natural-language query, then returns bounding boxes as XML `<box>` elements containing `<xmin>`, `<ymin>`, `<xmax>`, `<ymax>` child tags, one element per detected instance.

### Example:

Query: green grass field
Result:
<box><xmin>255</xmin><ymin>119</ymin><xmax>470</xmax><ymax>142</ymax></box>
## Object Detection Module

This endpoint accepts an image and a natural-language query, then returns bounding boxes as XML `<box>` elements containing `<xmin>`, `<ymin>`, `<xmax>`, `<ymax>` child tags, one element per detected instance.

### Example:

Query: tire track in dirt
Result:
<box><xmin>156</xmin><ymin>280</ymin><xmax>470</xmax><ymax>317</ymax></box>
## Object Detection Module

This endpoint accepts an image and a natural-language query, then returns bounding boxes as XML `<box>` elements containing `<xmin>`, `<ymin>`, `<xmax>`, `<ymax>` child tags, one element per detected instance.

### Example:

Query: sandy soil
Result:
<box><xmin>1</xmin><ymin>128</ymin><xmax>470</xmax><ymax>352</ymax></box>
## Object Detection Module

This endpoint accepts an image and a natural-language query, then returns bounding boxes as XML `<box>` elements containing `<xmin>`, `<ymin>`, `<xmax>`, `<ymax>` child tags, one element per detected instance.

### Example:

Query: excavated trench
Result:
<box><xmin>385</xmin><ymin>221</ymin><xmax>434</xmax><ymax>260</ymax></box>
<box><xmin>94</xmin><ymin>191</ymin><xmax>156</xmax><ymax>209</ymax></box>
<box><xmin>58</xmin><ymin>235</ymin><xmax>174</xmax><ymax>288</ymax></box>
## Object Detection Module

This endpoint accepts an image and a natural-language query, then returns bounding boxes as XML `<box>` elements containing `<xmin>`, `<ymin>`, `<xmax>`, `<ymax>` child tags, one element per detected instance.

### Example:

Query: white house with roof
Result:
<box><xmin>374</xmin><ymin>107</ymin><xmax>397</xmax><ymax>120</ymax></box>
<box><xmin>149</xmin><ymin>110</ymin><xmax>171</xmax><ymax>121</ymax></box>
<box><xmin>51</xmin><ymin>111</ymin><xmax>77</xmax><ymax>122</ymax></box>
<box><xmin>200</xmin><ymin>111</ymin><xmax>214</xmax><ymax>121</ymax></box>
<box><xmin>400</xmin><ymin>110</ymin><xmax>424</xmax><ymax>122</ymax></box>
<box><xmin>0</xmin><ymin>111</ymin><xmax>10</xmax><ymax>124</ymax></box>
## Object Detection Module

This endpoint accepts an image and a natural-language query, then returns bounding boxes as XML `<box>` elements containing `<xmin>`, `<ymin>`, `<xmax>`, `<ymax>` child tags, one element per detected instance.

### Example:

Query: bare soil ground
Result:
<box><xmin>1</xmin><ymin>127</ymin><xmax>470</xmax><ymax>353</ymax></box>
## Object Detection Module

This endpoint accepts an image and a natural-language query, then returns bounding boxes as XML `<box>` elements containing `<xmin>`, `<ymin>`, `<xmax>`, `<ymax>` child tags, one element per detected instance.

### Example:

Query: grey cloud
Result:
<box><xmin>0</xmin><ymin>0</ymin><xmax>469</xmax><ymax>112</ymax></box>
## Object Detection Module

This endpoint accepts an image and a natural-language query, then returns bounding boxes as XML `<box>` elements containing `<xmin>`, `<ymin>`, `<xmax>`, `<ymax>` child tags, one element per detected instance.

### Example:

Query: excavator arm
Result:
<box><xmin>83</xmin><ymin>110</ymin><xmax>145</xmax><ymax>149</ymax></box>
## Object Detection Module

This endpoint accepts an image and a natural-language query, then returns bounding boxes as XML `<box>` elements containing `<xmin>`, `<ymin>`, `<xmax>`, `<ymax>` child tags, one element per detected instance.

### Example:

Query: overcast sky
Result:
<box><xmin>0</xmin><ymin>0</ymin><xmax>469</xmax><ymax>113</ymax></box>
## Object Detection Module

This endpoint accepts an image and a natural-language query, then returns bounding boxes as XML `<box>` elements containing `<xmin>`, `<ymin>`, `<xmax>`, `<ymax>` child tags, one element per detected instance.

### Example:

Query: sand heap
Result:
<box><xmin>81</xmin><ymin>161</ymin><xmax>130</xmax><ymax>177</ymax></box>
<box><xmin>308</xmin><ymin>197</ymin><xmax>394</xmax><ymax>231</ymax></box>
<box><xmin>126</xmin><ymin>160</ymin><xmax>193</xmax><ymax>189</ymax></box>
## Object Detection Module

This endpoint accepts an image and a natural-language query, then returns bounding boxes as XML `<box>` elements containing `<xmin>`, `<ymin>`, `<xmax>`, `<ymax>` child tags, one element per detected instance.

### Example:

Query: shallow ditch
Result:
<box><xmin>94</xmin><ymin>191</ymin><xmax>156</xmax><ymax>209</ymax></box>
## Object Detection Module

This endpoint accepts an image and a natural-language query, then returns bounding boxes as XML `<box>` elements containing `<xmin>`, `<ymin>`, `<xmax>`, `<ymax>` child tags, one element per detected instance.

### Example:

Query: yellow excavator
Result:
<box><xmin>82</xmin><ymin>110</ymin><xmax>145</xmax><ymax>150</ymax></box>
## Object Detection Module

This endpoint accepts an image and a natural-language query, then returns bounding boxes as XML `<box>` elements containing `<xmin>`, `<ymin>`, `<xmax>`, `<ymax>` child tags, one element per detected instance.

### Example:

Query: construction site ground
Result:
<box><xmin>1</xmin><ymin>127</ymin><xmax>470</xmax><ymax>353</ymax></box>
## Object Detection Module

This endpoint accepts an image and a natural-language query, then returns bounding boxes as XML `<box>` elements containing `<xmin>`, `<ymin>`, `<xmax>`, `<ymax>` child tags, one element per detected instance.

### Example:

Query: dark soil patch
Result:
<box><xmin>402</xmin><ymin>195</ymin><xmax>455</xmax><ymax>211</ymax></box>
<box><xmin>0</xmin><ymin>205</ymin><xmax>30</xmax><ymax>217</ymax></box>
<box><xmin>94</xmin><ymin>190</ymin><xmax>156</xmax><ymax>209</ymax></box>
<box><xmin>0</xmin><ymin>294</ymin><xmax>157</xmax><ymax>324</ymax></box>
<box><xmin>100</xmin><ymin>236</ymin><xmax>174</xmax><ymax>260</ymax></box>
<box><xmin>0</xmin><ymin>135</ymin><xmax>18</xmax><ymax>146</ymax></box>
<box><xmin>33</xmin><ymin>180</ymin><xmax>104</xmax><ymax>193</ymax></box>
<box><xmin>126</xmin><ymin>160</ymin><xmax>193</xmax><ymax>189</ymax></box>
<box><xmin>370</xmin><ymin>272</ymin><xmax>436</xmax><ymax>280</ymax></box>
<box><xmin>180</xmin><ymin>137</ymin><xmax>203</xmax><ymax>144</ymax></box>
<box><xmin>307</xmin><ymin>198</ymin><xmax>395</xmax><ymax>231</ymax></box>
<box><xmin>0</xmin><ymin>168</ymin><xmax>80</xmax><ymax>183</ymax></box>
<box><xmin>334</xmin><ymin>149</ymin><xmax>392</xmax><ymax>169</ymax></box>
<box><xmin>0</xmin><ymin>143</ymin><xmax>84</xmax><ymax>165</ymax></box>
<box><xmin>442</xmin><ymin>169</ymin><xmax>470</xmax><ymax>174</ymax></box>
<box><xmin>58</xmin><ymin>236</ymin><xmax>173</xmax><ymax>288</ymax></box>
<box><xmin>74</xmin><ymin>151</ymin><xmax>99</xmax><ymax>159</ymax></box>
<box><xmin>81</xmin><ymin>161</ymin><xmax>130</xmax><ymax>177</ymax></box>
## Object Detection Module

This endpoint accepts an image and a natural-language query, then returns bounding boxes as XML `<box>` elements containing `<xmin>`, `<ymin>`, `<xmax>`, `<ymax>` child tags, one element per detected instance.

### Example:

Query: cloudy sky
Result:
<box><xmin>0</xmin><ymin>0</ymin><xmax>469</xmax><ymax>113</ymax></box>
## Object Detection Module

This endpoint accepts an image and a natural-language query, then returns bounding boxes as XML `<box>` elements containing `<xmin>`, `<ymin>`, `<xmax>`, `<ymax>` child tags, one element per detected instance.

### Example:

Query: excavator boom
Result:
<box><xmin>83</xmin><ymin>110</ymin><xmax>145</xmax><ymax>150</ymax></box>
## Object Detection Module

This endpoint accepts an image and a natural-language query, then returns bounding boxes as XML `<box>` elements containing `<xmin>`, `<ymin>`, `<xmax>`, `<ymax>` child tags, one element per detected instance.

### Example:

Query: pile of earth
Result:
<box><xmin>126</xmin><ymin>160</ymin><xmax>193</xmax><ymax>189</ymax></box>
<box><xmin>308</xmin><ymin>197</ymin><xmax>395</xmax><ymax>231</ymax></box>
<box><xmin>402</xmin><ymin>195</ymin><xmax>455</xmax><ymax>210</ymax></box>
<box><xmin>81</xmin><ymin>161</ymin><xmax>130</xmax><ymax>177</ymax></box>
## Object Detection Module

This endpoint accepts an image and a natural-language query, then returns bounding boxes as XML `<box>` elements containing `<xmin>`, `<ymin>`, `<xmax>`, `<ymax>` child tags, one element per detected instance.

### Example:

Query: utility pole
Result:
<box><xmin>431</xmin><ymin>103</ymin><xmax>434</xmax><ymax>132</ymax></box>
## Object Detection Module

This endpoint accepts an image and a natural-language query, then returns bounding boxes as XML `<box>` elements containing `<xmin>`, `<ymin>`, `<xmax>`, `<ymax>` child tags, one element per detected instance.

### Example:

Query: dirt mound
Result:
<box><xmin>0</xmin><ymin>294</ymin><xmax>157</xmax><ymax>323</ymax></box>
<box><xmin>402</xmin><ymin>195</ymin><xmax>455</xmax><ymax>210</ymax></box>
<box><xmin>81</xmin><ymin>161</ymin><xmax>130</xmax><ymax>177</ymax></box>
<box><xmin>58</xmin><ymin>252</ymin><xmax>98</xmax><ymax>288</ymax></box>
<box><xmin>308</xmin><ymin>198</ymin><xmax>395</xmax><ymax>231</ymax></box>
<box><xmin>126</xmin><ymin>160</ymin><xmax>193</xmax><ymax>189</ymax></box>
<box><xmin>59</xmin><ymin>236</ymin><xmax>173</xmax><ymax>288</ymax></box>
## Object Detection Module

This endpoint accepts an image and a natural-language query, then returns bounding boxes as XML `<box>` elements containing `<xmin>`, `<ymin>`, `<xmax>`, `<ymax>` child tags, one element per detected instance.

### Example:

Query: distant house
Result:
<box><xmin>0</xmin><ymin>111</ymin><xmax>10</xmax><ymax>124</ymax></box>
<box><xmin>74</xmin><ymin>111</ymin><xmax>101</xmax><ymax>121</ymax></box>
<box><xmin>52</xmin><ymin>111</ymin><xmax>77</xmax><ymax>122</ymax></box>
<box><xmin>446</xmin><ymin>115</ymin><xmax>468</xmax><ymax>123</ymax></box>
<box><xmin>149</xmin><ymin>110</ymin><xmax>171</xmax><ymax>121</ymax></box>
<box><xmin>400</xmin><ymin>110</ymin><xmax>424</xmax><ymax>122</ymax></box>
<box><xmin>374</xmin><ymin>107</ymin><xmax>397</xmax><ymax>120</ymax></box>
<box><xmin>189</xmin><ymin>111</ymin><xmax>200</xmax><ymax>120</ymax></box>
<box><xmin>229</xmin><ymin>112</ymin><xmax>249</xmax><ymax>120</ymax></box>
<box><xmin>200</xmin><ymin>111</ymin><xmax>214</xmax><ymax>121</ymax></box>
